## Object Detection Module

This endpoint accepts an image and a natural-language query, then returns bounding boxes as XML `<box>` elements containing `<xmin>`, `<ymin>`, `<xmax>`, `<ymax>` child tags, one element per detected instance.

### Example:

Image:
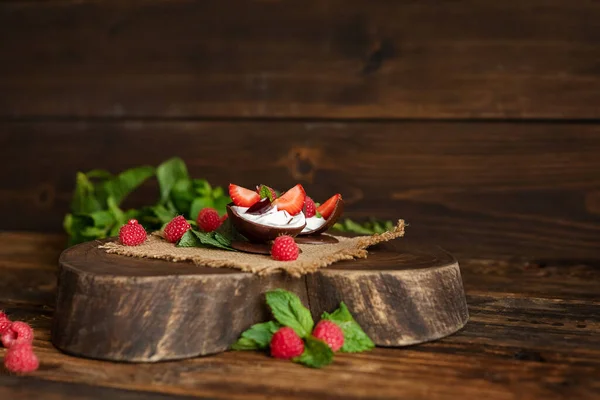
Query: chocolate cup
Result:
<box><xmin>226</xmin><ymin>204</ymin><xmax>306</xmax><ymax>243</ymax></box>
<box><xmin>299</xmin><ymin>198</ymin><xmax>345</xmax><ymax>236</ymax></box>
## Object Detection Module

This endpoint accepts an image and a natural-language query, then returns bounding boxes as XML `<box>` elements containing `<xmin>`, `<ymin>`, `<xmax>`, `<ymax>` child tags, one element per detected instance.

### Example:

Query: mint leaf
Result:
<box><xmin>101</xmin><ymin>165</ymin><xmax>155</xmax><ymax>206</ymax></box>
<box><xmin>213</xmin><ymin>232</ymin><xmax>232</xmax><ymax>247</ymax></box>
<box><xmin>107</xmin><ymin>196</ymin><xmax>126</xmax><ymax>226</ymax></box>
<box><xmin>211</xmin><ymin>186</ymin><xmax>224</xmax><ymax>199</ymax></box>
<box><xmin>193</xmin><ymin>230</ymin><xmax>234</xmax><ymax>251</ymax></box>
<box><xmin>171</xmin><ymin>178</ymin><xmax>194</xmax><ymax>214</ymax></box>
<box><xmin>315</xmin><ymin>210</ymin><xmax>323</xmax><ymax>218</ymax></box>
<box><xmin>85</xmin><ymin>169</ymin><xmax>113</xmax><ymax>179</ymax></box>
<box><xmin>231</xmin><ymin>337</ymin><xmax>260</xmax><ymax>351</ymax></box>
<box><xmin>322</xmin><ymin>302</ymin><xmax>374</xmax><ymax>353</ymax></box>
<box><xmin>343</xmin><ymin>219</ymin><xmax>374</xmax><ymax>234</ymax></box>
<box><xmin>71</xmin><ymin>172</ymin><xmax>102</xmax><ymax>214</ymax></box>
<box><xmin>294</xmin><ymin>336</ymin><xmax>334</xmax><ymax>368</ymax></box>
<box><xmin>232</xmin><ymin>321</ymin><xmax>281</xmax><ymax>351</ymax></box>
<box><xmin>157</xmin><ymin>157</ymin><xmax>189</xmax><ymax>203</ymax></box>
<box><xmin>258</xmin><ymin>185</ymin><xmax>274</xmax><ymax>202</ymax></box>
<box><xmin>176</xmin><ymin>230</ymin><xmax>235</xmax><ymax>251</ymax></box>
<box><xmin>216</xmin><ymin>218</ymin><xmax>247</xmax><ymax>242</ymax></box>
<box><xmin>265</xmin><ymin>289</ymin><xmax>314</xmax><ymax>338</ymax></box>
<box><xmin>193</xmin><ymin>179</ymin><xmax>212</xmax><ymax>196</ymax></box>
<box><xmin>63</xmin><ymin>214</ymin><xmax>73</xmax><ymax>235</ymax></box>
<box><xmin>213</xmin><ymin>195</ymin><xmax>231</xmax><ymax>216</ymax></box>
<box><xmin>177</xmin><ymin>230</ymin><xmax>201</xmax><ymax>247</ymax></box>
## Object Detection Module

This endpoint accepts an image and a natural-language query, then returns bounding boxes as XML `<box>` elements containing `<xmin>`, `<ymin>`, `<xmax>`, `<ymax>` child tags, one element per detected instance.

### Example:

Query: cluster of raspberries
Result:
<box><xmin>120</xmin><ymin>213</ymin><xmax>301</xmax><ymax>263</ymax></box>
<box><xmin>271</xmin><ymin>320</ymin><xmax>344</xmax><ymax>359</ymax></box>
<box><xmin>0</xmin><ymin>312</ymin><xmax>38</xmax><ymax>373</ymax></box>
<box><xmin>119</xmin><ymin>209</ymin><xmax>228</xmax><ymax>247</ymax></box>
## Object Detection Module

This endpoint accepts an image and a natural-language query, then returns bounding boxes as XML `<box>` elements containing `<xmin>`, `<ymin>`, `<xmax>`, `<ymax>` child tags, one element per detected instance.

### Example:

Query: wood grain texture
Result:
<box><xmin>2</xmin><ymin>121</ymin><xmax>600</xmax><ymax>262</ymax></box>
<box><xmin>52</xmin><ymin>238</ymin><xmax>467</xmax><ymax>361</ymax></box>
<box><xmin>308</xmin><ymin>244</ymin><xmax>468</xmax><ymax>346</ymax></box>
<box><xmin>0</xmin><ymin>0</ymin><xmax>598</xmax><ymax>118</ymax></box>
<box><xmin>1</xmin><ymin>232</ymin><xmax>600</xmax><ymax>399</ymax></box>
<box><xmin>53</xmin><ymin>240</ymin><xmax>309</xmax><ymax>362</ymax></box>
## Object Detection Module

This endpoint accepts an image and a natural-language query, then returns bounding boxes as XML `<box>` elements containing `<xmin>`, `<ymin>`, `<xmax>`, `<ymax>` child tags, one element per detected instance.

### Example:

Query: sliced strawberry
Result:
<box><xmin>273</xmin><ymin>184</ymin><xmax>306</xmax><ymax>216</ymax></box>
<box><xmin>229</xmin><ymin>184</ymin><xmax>260</xmax><ymax>207</ymax></box>
<box><xmin>316</xmin><ymin>194</ymin><xmax>342</xmax><ymax>219</ymax></box>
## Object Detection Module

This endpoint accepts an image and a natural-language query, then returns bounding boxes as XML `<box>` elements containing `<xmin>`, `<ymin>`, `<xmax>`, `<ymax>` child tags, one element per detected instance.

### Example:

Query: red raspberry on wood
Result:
<box><xmin>271</xmin><ymin>235</ymin><xmax>299</xmax><ymax>261</ymax></box>
<box><xmin>197</xmin><ymin>208</ymin><xmax>222</xmax><ymax>232</ymax></box>
<box><xmin>0</xmin><ymin>312</ymin><xmax>11</xmax><ymax>335</ymax></box>
<box><xmin>4</xmin><ymin>342</ymin><xmax>39</xmax><ymax>373</ymax></box>
<box><xmin>270</xmin><ymin>327</ymin><xmax>304</xmax><ymax>359</ymax></box>
<box><xmin>312</xmin><ymin>320</ymin><xmax>344</xmax><ymax>352</ymax></box>
<box><xmin>119</xmin><ymin>219</ymin><xmax>147</xmax><ymax>246</ymax></box>
<box><xmin>163</xmin><ymin>216</ymin><xmax>191</xmax><ymax>243</ymax></box>
<box><xmin>2</xmin><ymin>321</ymin><xmax>34</xmax><ymax>348</ymax></box>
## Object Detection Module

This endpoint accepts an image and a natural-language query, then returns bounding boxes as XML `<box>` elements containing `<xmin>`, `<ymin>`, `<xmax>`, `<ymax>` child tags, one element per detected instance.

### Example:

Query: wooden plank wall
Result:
<box><xmin>1</xmin><ymin>0</ymin><xmax>599</xmax><ymax>262</ymax></box>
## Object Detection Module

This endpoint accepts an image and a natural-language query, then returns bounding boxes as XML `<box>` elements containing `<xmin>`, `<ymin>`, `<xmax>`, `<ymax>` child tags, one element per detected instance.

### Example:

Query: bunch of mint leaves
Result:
<box><xmin>232</xmin><ymin>289</ymin><xmax>375</xmax><ymax>368</ymax></box>
<box><xmin>63</xmin><ymin>157</ymin><xmax>394</xmax><ymax>246</ymax></box>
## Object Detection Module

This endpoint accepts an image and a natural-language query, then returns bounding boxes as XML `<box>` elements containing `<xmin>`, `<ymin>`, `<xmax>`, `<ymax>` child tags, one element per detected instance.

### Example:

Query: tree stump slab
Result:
<box><xmin>52</xmin><ymin>239</ymin><xmax>468</xmax><ymax>362</ymax></box>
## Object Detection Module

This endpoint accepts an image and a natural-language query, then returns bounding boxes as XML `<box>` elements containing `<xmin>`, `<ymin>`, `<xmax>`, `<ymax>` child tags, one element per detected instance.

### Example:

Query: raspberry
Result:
<box><xmin>303</xmin><ymin>196</ymin><xmax>316</xmax><ymax>218</ymax></box>
<box><xmin>196</xmin><ymin>208</ymin><xmax>222</xmax><ymax>232</ymax></box>
<box><xmin>312</xmin><ymin>320</ymin><xmax>344</xmax><ymax>352</ymax></box>
<box><xmin>270</xmin><ymin>327</ymin><xmax>304</xmax><ymax>359</ymax></box>
<box><xmin>119</xmin><ymin>219</ymin><xmax>147</xmax><ymax>246</ymax></box>
<box><xmin>163</xmin><ymin>216</ymin><xmax>191</xmax><ymax>243</ymax></box>
<box><xmin>4</xmin><ymin>342</ymin><xmax>39</xmax><ymax>373</ymax></box>
<box><xmin>221</xmin><ymin>214</ymin><xmax>228</xmax><ymax>223</ymax></box>
<box><xmin>2</xmin><ymin>321</ymin><xmax>33</xmax><ymax>348</ymax></box>
<box><xmin>0</xmin><ymin>312</ymin><xmax>11</xmax><ymax>335</ymax></box>
<box><xmin>271</xmin><ymin>235</ymin><xmax>299</xmax><ymax>261</ymax></box>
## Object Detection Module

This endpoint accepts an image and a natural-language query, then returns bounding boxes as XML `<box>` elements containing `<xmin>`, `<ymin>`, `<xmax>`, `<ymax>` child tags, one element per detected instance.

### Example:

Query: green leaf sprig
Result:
<box><xmin>232</xmin><ymin>289</ymin><xmax>374</xmax><ymax>368</ymax></box>
<box><xmin>63</xmin><ymin>157</ymin><xmax>394</xmax><ymax>246</ymax></box>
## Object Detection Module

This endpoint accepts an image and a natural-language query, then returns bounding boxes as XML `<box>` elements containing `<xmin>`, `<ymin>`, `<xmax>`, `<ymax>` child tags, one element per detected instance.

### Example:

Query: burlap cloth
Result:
<box><xmin>100</xmin><ymin>220</ymin><xmax>405</xmax><ymax>277</ymax></box>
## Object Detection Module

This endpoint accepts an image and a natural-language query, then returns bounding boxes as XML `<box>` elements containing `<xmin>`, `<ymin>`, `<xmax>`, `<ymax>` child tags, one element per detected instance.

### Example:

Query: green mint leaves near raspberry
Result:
<box><xmin>231</xmin><ymin>321</ymin><xmax>282</xmax><ymax>350</ymax></box>
<box><xmin>265</xmin><ymin>289</ymin><xmax>314</xmax><ymax>338</ymax></box>
<box><xmin>294</xmin><ymin>336</ymin><xmax>334</xmax><ymax>368</ymax></box>
<box><xmin>232</xmin><ymin>289</ymin><xmax>374</xmax><ymax>369</ymax></box>
<box><xmin>64</xmin><ymin>157</ymin><xmax>393</xmax><ymax>246</ymax></box>
<box><xmin>258</xmin><ymin>185</ymin><xmax>274</xmax><ymax>202</ymax></box>
<box><xmin>322</xmin><ymin>302</ymin><xmax>375</xmax><ymax>353</ymax></box>
<box><xmin>176</xmin><ymin>229</ymin><xmax>236</xmax><ymax>251</ymax></box>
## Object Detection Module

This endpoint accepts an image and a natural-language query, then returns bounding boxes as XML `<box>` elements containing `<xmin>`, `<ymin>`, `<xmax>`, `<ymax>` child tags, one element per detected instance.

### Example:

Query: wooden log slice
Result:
<box><xmin>52</xmin><ymin>240</ymin><xmax>308</xmax><ymax>362</ymax></box>
<box><xmin>306</xmin><ymin>239</ymin><xmax>469</xmax><ymax>346</ymax></box>
<box><xmin>52</xmin><ymin>238</ymin><xmax>468</xmax><ymax>362</ymax></box>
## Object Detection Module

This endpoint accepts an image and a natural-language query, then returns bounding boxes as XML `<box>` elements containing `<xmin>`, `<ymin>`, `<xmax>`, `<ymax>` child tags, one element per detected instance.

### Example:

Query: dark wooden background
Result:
<box><xmin>1</xmin><ymin>0</ymin><xmax>599</xmax><ymax>263</ymax></box>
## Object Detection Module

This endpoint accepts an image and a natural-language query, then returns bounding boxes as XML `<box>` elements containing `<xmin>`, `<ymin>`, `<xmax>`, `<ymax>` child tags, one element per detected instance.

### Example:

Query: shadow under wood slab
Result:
<box><xmin>52</xmin><ymin>239</ymin><xmax>468</xmax><ymax>362</ymax></box>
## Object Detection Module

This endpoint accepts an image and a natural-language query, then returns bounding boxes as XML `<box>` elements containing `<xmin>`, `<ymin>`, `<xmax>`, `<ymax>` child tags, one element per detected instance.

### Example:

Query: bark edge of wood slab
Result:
<box><xmin>51</xmin><ymin>239</ymin><xmax>468</xmax><ymax>362</ymax></box>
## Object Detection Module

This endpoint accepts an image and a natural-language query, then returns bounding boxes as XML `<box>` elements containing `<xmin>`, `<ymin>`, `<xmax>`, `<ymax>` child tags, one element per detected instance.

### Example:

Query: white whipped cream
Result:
<box><xmin>301</xmin><ymin>216</ymin><xmax>327</xmax><ymax>233</ymax></box>
<box><xmin>232</xmin><ymin>205</ymin><xmax>306</xmax><ymax>228</ymax></box>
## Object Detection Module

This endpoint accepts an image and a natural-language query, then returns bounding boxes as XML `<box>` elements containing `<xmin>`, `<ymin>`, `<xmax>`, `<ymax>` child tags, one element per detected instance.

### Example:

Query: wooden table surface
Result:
<box><xmin>1</xmin><ymin>231</ymin><xmax>599</xmax><ymax>400</ymax></box>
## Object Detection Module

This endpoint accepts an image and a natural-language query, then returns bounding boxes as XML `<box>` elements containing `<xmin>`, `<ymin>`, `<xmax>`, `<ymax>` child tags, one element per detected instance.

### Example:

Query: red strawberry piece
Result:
<box><xmin>221</xmin><ymin>214</ymin><xmax>228</xmax><ymax>223</ymax></box>
<box><xmin>197</xmin><ymin>208</ymin><xmax>222</xmax><ymax>232</ymax></box>
<box><xmin>271</xmin><ymin>235</ymin><xmax>299</xmax><ymax>261</ymax></box>
<box><xmin>256</xmin><ymin>185</ymin><xmax>277</xmax><ymax>201</ymax></box>
<box><xmin>270</xmin><ymin>327</ymin><xmax>304</xmax><ymax>359</ymax></box>
<box><xmin>4</xmin><ymin>342</ymin><xmax>39</xmax><ymax>373</ymax></box>
<box><xmin>312</xmin><ymin>320</ymin><xmax>344</xmax><ymax>352</ymax></box>
<box><xmin>229</xmin><ymin>184</ymin><xmax>260</xmax><ymax>207</ymax></box>
<box><xmin>316</xmin><ymin>194</ymin><xmax>342</xmax><ymax>220</ymax></box>
<box><xmin>272</xmin><ymin>184</ymin><xmax>306</xmax><ymax>216</ymax></box>
<box><xmin>118</xmin><ymin>219</ymin><xmax>147</xmax><ymax>246</ymax></box>
<box><xmin>163</xmin><ymin>216</ymin><xmax>191</xmax><ymax>243</ymax></box>
<box><xmin>303</xmin><ymin>196</ymin><xmax>316</xmax><ymax>218</ymax></box>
